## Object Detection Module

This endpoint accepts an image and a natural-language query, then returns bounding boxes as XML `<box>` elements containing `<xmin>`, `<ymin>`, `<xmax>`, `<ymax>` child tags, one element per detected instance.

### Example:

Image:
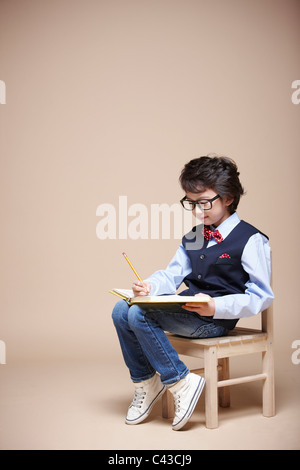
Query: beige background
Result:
<box><xmin>0</xmin><ymin>0</ymin><xmax>299</xmax><ymax>450</ymax></box>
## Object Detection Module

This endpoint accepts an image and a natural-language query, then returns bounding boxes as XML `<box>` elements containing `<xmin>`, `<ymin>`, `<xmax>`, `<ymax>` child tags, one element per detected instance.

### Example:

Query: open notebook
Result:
<box><xmin>109</xmin><ymin>288</ymin><xmax>211</xmax><ymax>308</ymax></box>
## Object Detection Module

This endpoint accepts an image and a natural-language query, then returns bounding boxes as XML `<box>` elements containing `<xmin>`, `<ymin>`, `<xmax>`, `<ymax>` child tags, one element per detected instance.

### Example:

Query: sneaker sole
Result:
<box><xmin>172</xmin><ymin>376</ymin><xmax>205</xmax><ymax>431</ymax></box>
<box><xmin>125</xmin><ymin>385</ymin><xmax>166</xmax><ymax>425</ymax></box>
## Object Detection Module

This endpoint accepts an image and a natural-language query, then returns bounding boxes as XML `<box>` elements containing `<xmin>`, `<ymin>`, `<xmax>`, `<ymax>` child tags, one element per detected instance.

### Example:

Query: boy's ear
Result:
<box><xmin>224</xmin><ymin>195</ymin><xmax>234</xmax><ymax>207</ymax></box>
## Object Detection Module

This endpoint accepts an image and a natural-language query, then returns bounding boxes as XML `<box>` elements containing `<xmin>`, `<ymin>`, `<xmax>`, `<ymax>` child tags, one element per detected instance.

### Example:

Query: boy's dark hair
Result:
<box><xmin>179</xmin><ymin>155</ymin><xmax>245</xmax><ymax>215</ymax></box>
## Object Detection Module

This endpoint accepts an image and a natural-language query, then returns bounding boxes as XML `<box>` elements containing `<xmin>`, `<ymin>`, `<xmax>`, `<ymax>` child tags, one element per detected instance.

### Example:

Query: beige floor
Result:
<box><xmin>0</xmin><ymin>352</ymin><xmax>299</xmax><ymax>450</ymax></box>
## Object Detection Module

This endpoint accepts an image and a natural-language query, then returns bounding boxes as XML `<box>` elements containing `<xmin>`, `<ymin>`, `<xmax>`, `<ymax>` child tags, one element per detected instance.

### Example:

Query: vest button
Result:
<box><xmin>199</xmin><ymin>254</ymin><xmax>205</xmax><ymax>259</ymax></box>
<box><xmin>197</xmin><ymin>274</ymin><xmax>202</xmax><ymax>279</ymax></box>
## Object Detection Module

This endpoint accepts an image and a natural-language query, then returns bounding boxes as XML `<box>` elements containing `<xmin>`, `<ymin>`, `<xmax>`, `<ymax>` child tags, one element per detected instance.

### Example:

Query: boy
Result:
<box><xmin>112</xmin><ymin>155</ymin><xmax>274</xmax><ymax>430</ymax></box>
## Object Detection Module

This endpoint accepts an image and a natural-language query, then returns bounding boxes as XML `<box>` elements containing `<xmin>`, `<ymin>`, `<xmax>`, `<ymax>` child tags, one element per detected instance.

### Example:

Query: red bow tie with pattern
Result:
<box><xmin>202</xmin><ymin>226</ymin><xmax>223</xmax><ymax>243</ymax></box>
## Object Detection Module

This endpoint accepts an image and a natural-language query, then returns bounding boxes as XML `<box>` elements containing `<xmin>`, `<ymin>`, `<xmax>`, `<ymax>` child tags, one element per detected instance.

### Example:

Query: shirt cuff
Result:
<box><xmin>213</xmin><ymin>294</ymin><xmax>246</xmax><ymax>320</ymax></box>
<box><xmin>144</xmin><ymin>277</ymin><xmax>159</xmax><ymax>296</ymax></box>
<box><xmin>213</xmin><ymin>292</ymin><xmax>274</xmax><ymax>320</ymax></box>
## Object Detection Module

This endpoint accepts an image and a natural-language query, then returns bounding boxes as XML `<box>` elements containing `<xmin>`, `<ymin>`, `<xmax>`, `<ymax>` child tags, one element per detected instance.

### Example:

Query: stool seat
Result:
<box><xmin>166</xmin><ymin>327</ymin><xmax>269</xmax><ymax>357</ymax></box>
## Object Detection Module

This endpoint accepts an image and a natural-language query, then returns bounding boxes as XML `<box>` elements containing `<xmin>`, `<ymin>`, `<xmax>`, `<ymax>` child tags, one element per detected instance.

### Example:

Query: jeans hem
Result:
<box><xmin>162</xmin><ymin>368</ymin><xmax>190</xmax><ymax>386</ymax></box>
<box><xmin>130</xmin><ymin>371</ymin><xmax>156</xmax><ymax>383</ymax></box>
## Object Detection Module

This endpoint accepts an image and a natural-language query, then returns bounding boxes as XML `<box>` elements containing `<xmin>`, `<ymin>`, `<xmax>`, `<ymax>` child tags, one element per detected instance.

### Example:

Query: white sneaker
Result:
<box><xmin>168</xmin><ymin>373</ymin><xmax>205</xmax><ymax>430</ymax></box>
<box><xmin>125</xmin><ymin>374</ymin><xmax>166</xmax><ymax>425</ymax></box>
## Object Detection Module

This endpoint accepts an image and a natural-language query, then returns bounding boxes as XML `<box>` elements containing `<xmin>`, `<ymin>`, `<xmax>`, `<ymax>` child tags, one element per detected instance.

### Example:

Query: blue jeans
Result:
<box><xmin>112</xmin><ymin>300</ymin><xmax>228</xmax><ymax>385</ymax></box>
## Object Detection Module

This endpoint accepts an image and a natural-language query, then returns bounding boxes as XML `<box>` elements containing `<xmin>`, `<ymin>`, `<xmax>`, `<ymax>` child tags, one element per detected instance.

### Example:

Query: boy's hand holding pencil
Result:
<box><xmin>132</xmin><ymin>280</ymin><xmax>151</xmax><ymax>297</ymax></box>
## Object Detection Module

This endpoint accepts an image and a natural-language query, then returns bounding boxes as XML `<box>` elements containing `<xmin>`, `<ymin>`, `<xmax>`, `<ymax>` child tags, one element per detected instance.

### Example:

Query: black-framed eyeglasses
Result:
<box><xmin>180</xmin><ymin>194</ymin><xmax>221</xmax><ymax>211</ymax></box>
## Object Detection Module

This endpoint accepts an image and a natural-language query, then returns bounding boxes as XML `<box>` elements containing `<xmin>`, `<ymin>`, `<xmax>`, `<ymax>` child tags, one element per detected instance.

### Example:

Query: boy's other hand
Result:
<box><xmin>182</xmin><ymin>293</ymin><xmax>215</xmax><ymax>316</ymax></box>
<box><xmin>132</xmin><ymin>281</ymin><xmax>151</xmax><ymax>297</ymax></box>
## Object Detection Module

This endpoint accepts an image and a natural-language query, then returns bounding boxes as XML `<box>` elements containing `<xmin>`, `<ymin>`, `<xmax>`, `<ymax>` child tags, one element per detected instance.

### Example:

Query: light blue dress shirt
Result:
<box><xmin>145</xmin><ymin>212</ymin><xmax>274</xmax><ymax>320</ymax></box>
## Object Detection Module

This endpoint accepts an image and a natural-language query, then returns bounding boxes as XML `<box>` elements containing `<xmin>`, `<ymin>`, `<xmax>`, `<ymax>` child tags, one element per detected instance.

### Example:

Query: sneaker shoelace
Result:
<box><xmin>172</xmin><ymin>380</ymin><xmax>189</xmax><ymax>413</ymax></box>
<box><xmin>173</xmin><ymin>393</ymin><xmax>181</xmax><ymax>413</ymax></box>
<box><xmin>131</xmin><ymin>388</ymin><xmax>146</xmax><ymax>409</ymax></box>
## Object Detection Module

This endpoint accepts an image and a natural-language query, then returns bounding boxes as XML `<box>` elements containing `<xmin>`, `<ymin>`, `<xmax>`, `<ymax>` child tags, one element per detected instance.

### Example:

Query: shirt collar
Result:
<box><xmin>211</xmin><ymin>212</ymin><xmax>240</xmax><ymax>240</ymax></box>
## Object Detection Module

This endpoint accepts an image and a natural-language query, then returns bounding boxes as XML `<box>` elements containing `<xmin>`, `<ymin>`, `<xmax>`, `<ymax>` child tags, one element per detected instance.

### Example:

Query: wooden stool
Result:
<box><xmin>162</xmin><ymin>302</ymin><xmax>275</xmax><ymax>428</ymax></box>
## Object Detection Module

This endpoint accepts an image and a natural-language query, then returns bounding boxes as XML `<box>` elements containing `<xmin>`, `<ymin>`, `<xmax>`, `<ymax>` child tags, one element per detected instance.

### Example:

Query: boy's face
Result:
<box><xmin>185</xmin><ymin>188</ymin><xmax>233</xmax><ymax>227</ymax></box>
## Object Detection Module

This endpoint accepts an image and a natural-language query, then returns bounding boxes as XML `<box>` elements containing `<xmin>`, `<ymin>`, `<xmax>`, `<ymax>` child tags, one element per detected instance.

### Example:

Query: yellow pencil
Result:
<box><xmin>122</xmin><ymin>252</ymin><xmax>144</xmax><ymax>284</ymax></box>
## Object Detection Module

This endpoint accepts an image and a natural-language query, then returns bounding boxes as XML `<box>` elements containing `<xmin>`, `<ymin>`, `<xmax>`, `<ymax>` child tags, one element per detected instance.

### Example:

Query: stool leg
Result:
<box><xmin>262</xmin><ymin>343</ymin><xmax>275</xmax><ymax>417</ymax></box>
<box><xmin>218</xmin><ymin>358</ymin><xmax>230</xmax><ymax>408</ymax></box>
<box><xmin>204</xmin><ymin>347</ymin><xmax>218</xmax><ymax>429</ymax></box>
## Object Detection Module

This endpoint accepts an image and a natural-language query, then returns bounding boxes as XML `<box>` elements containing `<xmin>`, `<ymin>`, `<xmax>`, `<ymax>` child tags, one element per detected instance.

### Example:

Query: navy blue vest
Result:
<box><xmin>180</xmin><ymin>220</ymin><xmax>268</xmax><ymax>330</ymax></box>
